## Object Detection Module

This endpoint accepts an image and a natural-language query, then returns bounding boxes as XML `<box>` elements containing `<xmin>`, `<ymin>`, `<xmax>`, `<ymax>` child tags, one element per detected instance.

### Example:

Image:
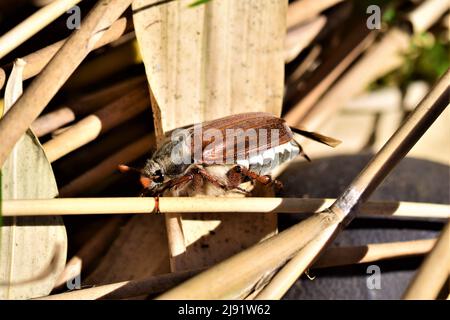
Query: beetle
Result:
<box><xmin>120</xmin><ymin>112</ymin><xmax>340</xmax><ymax>207</ymax></box>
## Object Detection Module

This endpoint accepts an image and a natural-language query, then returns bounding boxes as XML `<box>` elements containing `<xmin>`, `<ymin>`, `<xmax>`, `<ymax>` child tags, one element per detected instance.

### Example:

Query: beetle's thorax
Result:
<box><xmin>144</xmin><ymin>138</ymin><xmax>191</xmax><ymax>179</ymax></box>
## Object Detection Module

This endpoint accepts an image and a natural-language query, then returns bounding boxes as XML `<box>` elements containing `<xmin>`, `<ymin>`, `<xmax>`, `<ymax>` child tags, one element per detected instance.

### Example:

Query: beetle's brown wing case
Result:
<box><xmin>186</xmin><ymin>112</ymin><xmax>293</xmax><ymax>163</ymax></box>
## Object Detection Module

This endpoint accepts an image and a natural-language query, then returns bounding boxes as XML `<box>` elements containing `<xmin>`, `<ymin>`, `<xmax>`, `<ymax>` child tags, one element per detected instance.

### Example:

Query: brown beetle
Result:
<box><xmin>120</xmin><ymin>112</ymin><xmax>340</xmax><ymax>201</ymax></box>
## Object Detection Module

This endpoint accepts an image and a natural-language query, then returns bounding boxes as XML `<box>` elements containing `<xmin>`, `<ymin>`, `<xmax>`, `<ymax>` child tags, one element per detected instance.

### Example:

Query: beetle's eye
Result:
<box><xmin>154</xmin><ymin>169</ymin><xmax>164</xmax><ymax>183</ymax></box>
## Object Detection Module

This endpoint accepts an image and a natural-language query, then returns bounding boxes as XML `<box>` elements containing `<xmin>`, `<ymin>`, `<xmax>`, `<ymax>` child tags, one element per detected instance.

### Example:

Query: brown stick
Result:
<box><xmin>40</xmin><ymin>269</ymin><xmax>203</xmax><ymax>300</ymax></box>
<box><xmin>31</xmin><ymin>76</ymin><xmax>145</xmax><ymax>137</ymax></box>
<box><xmin>407</xmin><ymin>0</ymin><xmax>449</xmax><ymax>34</ymax></box>
<box><xmin>42</xmin><ymin>85</ymin><xmax>149</xmax><ymax>162</ymax></box>
<box><xmin>0</xmin><ymin>0</ymin><xmax>83</xmax><ymax>60</ymax></box>
<box><xmin>59</xmin><ymin>134</ymin><xmax>154</xmax><ymax>196</ymax></box>
<box><xmin>31</xmin><ymin>106</ymin><xmax>76</xmax><ymax>137</ymax></box>
<box><xmin>403</xmin><ymin>223</ymin><xmax>450</xmax><ymax>299</ymax></box>
<box><xmin>298</xmin><ymin>28</ymin><xmax>410</xmax><ymax>130</ymax></box>
<box><xmin>284</xmin><ymin>16</ymin><xmax>326</xmax><ymax>63</ymax></box>
<box><xmin>0</xmin><ymin>0</ymin><xmax>134</xmax><ymax>168</ymax></box>
<box><xmin>288</xmin><ymin>0</ymin><xmax>448</xmax><ymax>131</ymax></box>
<box><xmin>284</xmin><ymin>22</ymin><xmax>376</xmax><ymax>124</ymax></box>
<box><xmin>286</xmin><ymin>0</ymin><xmax>344</xmax><ymax>29</ymax></box>
<box><xmin>44</xmin><ymin>238</ymin><xmax>438</xmax><ymax>300</ymax></box>
<box><xmin>0</xmin><ymin>17</ymin><xmax>132</xmax><ymax>90</ymax></box>
<box><xmin>254</xmin><ymin>238</ymin><xmax>437</xmax><ymax>299</ymax></box>
<box><xmin>314</xmin><ymin>238</ymin><xmax>437</xmax><ymax>268</ymax></box>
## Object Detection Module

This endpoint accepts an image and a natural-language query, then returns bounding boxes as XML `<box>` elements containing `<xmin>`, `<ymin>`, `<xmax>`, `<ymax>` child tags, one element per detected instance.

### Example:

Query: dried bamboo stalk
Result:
<box><xmin>0</xmin><ymin>0</ymin><xmax>83</xmax><ymax>59</ymax></box>
<box><xmin>2</xmin><ymin>197</ymin><xmax>449</xmax><ymax>218</ymax></box>
<box><xmin>31</xmin><ymin>107</ymin><xmax>76</xmax><ymax>137</ymax></box>
<box><xmin>288</xmin><ymin>0</ymin><xmax>448</xmax><ymax>131</ymax></box>
<box><xmin>314</xmin><ymin>238</ymin><xmax>437</xmax><ymax>268</ymax></box>
<box><xmin>39</xmin><ymin>269</ymin><xmax>202</xmax><ymax>300</ymax></box>
<box><xmin>254</xmin><ymin>226</ymin><xmax>336</xmax><ymax>300</ymax></box>
<box><xmin>64</xmin><ymin>38</ymin><xmax>142</xmax><ymax>90</ymax></box>
<box><xmin>0</xmin><ymin>17</ymin><xmax>131</xmax><ymax>90</ymax></box>
<box><xmin>42</xmin><ymin>86</ymin><xmax>149</xmax><ymax>162</ymax></box>
<box><xmin>257</xmin><ymin>70</ymin><xmax>450</xmax><ymax>301</ymax></box>
<box><xmin>286</xmin><ymin>45</ymin><xmax>321</xmax><ymax>86</ymax></box>
<box><xmin>59</xmin><ymin>134</ymin><xmax>154</xmax><ymax>196</ymax></box>
<box><xmin>284</xmin><ymin>23</ymin><xmax>376</xmax><ymax>124</ymax></box>
<box><xmin>286</xmin><ymin>0</ymin><xmax>343</xmax><ymax>29</ymax></box>
<box><xmin>70</xmin><ymin>75</ymin><xmax>146</xmax><ymax>115</ymax></box>
<box><xmin>31</xmin><ymin>76</ymin><xmax>145</xmax><ymax>137</ymax></box>
<box><xmin>403</xmin><ymin>223</ymin><xmax>450</xmax><ymax>299</ymax></box>
<box><xmin>285</xmin><ymin>16</ymin><xmax>326</xmax><ymax>63</ymax></box>
<box><xmin>297</xmin><ymin>28</ymin><xmax>409</xmax><ymax>129</ymax></box>
<box><xmin>44</xmin><ymin>238</ymin><xmax>438</xmax><ymax>300</ymax></box>
<box><xmin>156</xmin><ymin>70</ymin><xmax>449</xmax><ymax>299</ymax></box>
<box><xmin>407</xmin><ymin>0</ymin><xmax>449</xmax><ymax>34</ymax></box>
<box><xmin>254</xmin><ymin>238</ymin><xmax>437</xmax><ymax>299</ymax></box>
<box><xmin>0</xmin><ymin>0</ymin><xmax>134</xmax><ymax>168</ymax></box>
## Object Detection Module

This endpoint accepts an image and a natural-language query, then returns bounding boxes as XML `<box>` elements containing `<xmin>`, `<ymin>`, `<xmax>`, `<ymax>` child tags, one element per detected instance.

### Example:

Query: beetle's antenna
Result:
<box><xmin>290</xmin><ymin>126</ymin><xmax>341</xmax><ymax>147</ymax></box>
<box><xmin>292</xmin><ymin>139</ymin><xmax>311</xmax><ymax>162</ymax></box>
<box><xmin>118</xmin><ymin>164</ymin><xmax>141</xmax><ymax>174</ymax></box>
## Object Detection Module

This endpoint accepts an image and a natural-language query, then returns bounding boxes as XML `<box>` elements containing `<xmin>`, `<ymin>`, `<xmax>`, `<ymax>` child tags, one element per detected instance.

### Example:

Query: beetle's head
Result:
<box><xmin>141</xmin><ymin>160</ymin><xmax>165</xmax><ymax>190</ymax></box>
<box><xmin>118</xmin><ymin>160</ymin><xmax>165</xmax><ymax>193</ymax></box>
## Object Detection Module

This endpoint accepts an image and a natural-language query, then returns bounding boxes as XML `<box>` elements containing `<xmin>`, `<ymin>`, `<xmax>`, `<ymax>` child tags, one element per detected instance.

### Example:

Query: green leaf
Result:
<box><xmin>188</xmin><ymin>0</ymin><xmax>212</xmax><ymax>7</ymax></box>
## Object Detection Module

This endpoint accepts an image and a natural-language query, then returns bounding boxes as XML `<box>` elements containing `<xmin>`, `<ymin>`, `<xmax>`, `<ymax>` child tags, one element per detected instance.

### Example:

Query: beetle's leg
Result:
<box><xmin>194</xmin><ymin>167</ymin><xmax>248</xmax><ymax>194</ymax></box>
<box><xmin>159</xmin><ymin>171</ymin><xmax>196</xmax><ymax>193</ymax></box>
<box><xmin>138</xmin><ymin>189</ymin><xmax>161</xmax><ymax>214</ymax></box>
<box><xmin>154</xmin><ymin>195</ymin><xmax>161</xmax><ymax>214</ymax></box>
<box><xmin>232</xmin><ymin>165</ymin><xmax>283</xmax><ymax>190</ymax></box>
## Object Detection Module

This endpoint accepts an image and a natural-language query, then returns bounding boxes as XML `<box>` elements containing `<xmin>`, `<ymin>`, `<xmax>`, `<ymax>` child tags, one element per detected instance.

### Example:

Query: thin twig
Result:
<box><xmin>286</xmin><ymin>0</ymin><xmax>343</xmax><ymax>30</ymax></box>
<box><xmin>42</xmin><ymin>85</ymin><xmax>149</xmax><ymax>162</ymax></box>
<box><xmin>0</xmin><ymin>0</ymin><xmax>83</xmax><ymax>60</ymax></box>
<box><xmin>407</xmin><ymin>0</ymin><xmax>449</xmax><ymax>34</ymax></box>
<box><xmin>284</xmin><ymin>21</ymin><xmax>376</xmax><ymax>124</ymax></box>
<box><xmin>59</xmin><ymin>134</ymin><xmax>154</xmax><ymax>196</ymax></box>
<box><xmin>254</xmin><ymin>238</ymin><xmax>437</xmax><ymax>299</ymax></box>
<box><xmin>39</xmin><ymin>269</ymin><xmax>203</xmax><ymax>300</ymax></box>
<box><xmin>0</xmin><ymin>17</ymin><xmax>132</xmax><ymax>90</ymax></box>
<box><xmin>31</xmin><ymin>75</ymin><xmax>145</xmax><ymax>137</ymax></box>
<box><xmin>284</xmin><ymin>16</ymin><xmax>326</xmax><ymax>63</ymax></box>
<box><xmin>1</xmin><ymin>197</ymin><xmax>449</xmax><ymax>218</ymax></box>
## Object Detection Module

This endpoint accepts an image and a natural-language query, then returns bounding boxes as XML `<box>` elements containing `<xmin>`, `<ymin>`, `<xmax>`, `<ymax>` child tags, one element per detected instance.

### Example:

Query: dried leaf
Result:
<box><xmin>0</xmin><ymin>60</ymin><xmax>67</xmax><ymax>299</ymax></box>
<box><xmin>133</xmin><ymin>0</ymin><xmax>286</xmax><ymax>271</ymax></box>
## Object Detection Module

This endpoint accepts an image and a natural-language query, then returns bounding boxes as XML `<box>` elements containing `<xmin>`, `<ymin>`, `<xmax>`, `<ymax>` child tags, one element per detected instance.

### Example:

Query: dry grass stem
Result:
<box><xmin>0</xmin><ymin>17</ymin><xmax>131</xmax><ymax>90</ymax></box>
<box><xmin>2</xmin><ymin>197</ymin><xmax>449</xmax><ymax>218</ymax></box>
<box><xmin>0</xmin><ymin>0</ymin><xmax>133</xmax><ymax>167</ymax></box>
<box><xmin>287</xmin><ymin>0</ymin><xmax>344</xmax><ymax>30</ymax></box>
<box><xmin>59</xmin><ymin>134</ymin><xmax>154</xmax><ymax>196</ymax></box>
<box><xmin>0</xmin><ymin>0</ymin><xmax>83</xmax><ymax>60</ymax></box>
<box><xmin>42</xmin><ymin>86</ymin><xmax>149</xmax><ymax>162</ymax></box>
